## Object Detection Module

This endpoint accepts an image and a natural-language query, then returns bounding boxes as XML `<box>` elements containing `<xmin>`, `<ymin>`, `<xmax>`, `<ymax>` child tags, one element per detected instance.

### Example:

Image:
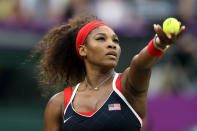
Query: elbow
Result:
<box><xmin>131</xmin><ymin>55</ymin><xmax>152</xmax><ymax>71</ymax></box>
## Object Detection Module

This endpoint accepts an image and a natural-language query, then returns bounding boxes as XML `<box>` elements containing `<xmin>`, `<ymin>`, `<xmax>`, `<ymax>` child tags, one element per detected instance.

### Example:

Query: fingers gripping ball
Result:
<box><xmin>163</xmin><ymin>18</ymin><xmax>180</xmax><ymax>35</ymax></box>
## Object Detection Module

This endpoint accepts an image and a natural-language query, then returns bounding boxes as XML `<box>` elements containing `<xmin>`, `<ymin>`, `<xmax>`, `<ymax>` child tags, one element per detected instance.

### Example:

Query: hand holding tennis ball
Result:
<box><xmin>163</xmin><ymin>18</ymin><xmax>180</xmax><ymax>35</ymax></box>
<box><xmin>153</xmin><ymin>18</ymin><xmax>185</xmax><ymax>47</ymax></box>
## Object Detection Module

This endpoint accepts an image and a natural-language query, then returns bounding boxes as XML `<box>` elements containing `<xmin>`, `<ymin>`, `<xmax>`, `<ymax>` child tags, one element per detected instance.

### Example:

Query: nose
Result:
<box><xmin>107</xmin><ymin>41</ymin><xmax>116</xmax><ymax>49</ymax></box>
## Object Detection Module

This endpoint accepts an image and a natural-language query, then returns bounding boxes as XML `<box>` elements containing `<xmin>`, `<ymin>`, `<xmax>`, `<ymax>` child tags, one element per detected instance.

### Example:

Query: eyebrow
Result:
<box><xmin>95</xmin><ymin>33</ymin><xmax>118</xmax><ymax>38</ymax></box>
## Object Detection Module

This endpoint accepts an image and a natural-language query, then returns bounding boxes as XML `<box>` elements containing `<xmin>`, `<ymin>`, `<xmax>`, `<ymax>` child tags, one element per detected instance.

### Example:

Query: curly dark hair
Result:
<box><xmin>31</xmin><ymin>15</ymin><xmax>101</xmax><ymax>96</ymax></box>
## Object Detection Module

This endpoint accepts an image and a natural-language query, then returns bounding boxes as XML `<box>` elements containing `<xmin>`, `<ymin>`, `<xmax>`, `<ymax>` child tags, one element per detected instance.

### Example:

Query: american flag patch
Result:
<box><xmin>108</xmin><ymin>103</ymin><xmax>121</xmax><ymax>111</ymax></box>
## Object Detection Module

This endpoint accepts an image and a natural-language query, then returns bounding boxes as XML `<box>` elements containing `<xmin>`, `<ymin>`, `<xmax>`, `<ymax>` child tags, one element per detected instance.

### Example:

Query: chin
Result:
<box><xmin>102</xmin><ymin>61</ymin><xmax>117</xmax><ymax>68</ymax></box>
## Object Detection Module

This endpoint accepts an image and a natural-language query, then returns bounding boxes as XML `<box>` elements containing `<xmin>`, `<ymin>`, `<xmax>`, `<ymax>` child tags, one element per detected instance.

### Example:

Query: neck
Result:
<box><xmin>85</xmin><ymin>66</ymin><xmax>115</xmax><ymax>89</ymax></box>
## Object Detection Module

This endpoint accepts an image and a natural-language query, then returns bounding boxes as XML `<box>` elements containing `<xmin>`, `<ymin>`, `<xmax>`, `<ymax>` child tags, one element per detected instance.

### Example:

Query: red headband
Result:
<box><xmin>76</xmin><ymin>21</ymin><xmax>108</xmax><ymax>59</ymax></box>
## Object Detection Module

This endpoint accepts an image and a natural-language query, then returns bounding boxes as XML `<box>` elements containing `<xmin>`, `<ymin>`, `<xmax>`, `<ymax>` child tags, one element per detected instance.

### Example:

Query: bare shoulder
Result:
<box><xmin>44</xmin><ymin>91</ymin><xmax>64</xmax><ymax>131</ymax></box>
<box><xmin>45</xmin><ymin>91</ymin><xmax>65</xmax><ymax>116</ymax></box>
<box><xmin>120</xmin><ymin>67</ymin><xmax>133</xmax><ymax>102</ymax></box>
<box><xmin>120</xmin><ymin>67</ymin><xmax>147</xmax><ymax>118</ymax></box>
<box><xmin>120</xmin><ymin>67</ymin><xmax>130</xmax><ymax>89</ymax></box>
<box><xmin>47</xmin><ymin>91</ymin><xmax>64</xmax><ymax>106</ymax></box>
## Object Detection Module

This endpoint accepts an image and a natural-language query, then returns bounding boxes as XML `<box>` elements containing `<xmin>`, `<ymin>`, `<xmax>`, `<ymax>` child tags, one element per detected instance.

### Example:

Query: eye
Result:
<box><xmin>113</xmin><ymin>39</ymin><xmax>119</xmax><ymax>44</ymax></box>
<box><xmin>96</xmin><ymin>37</ymin><xmax>105</xmax><ymax>41</ymax></box>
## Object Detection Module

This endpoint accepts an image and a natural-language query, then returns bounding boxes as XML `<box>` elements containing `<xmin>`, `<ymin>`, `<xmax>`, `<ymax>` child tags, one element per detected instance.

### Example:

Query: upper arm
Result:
<box><xmin>128</xmin><ymin>54</ymin><xmax>151</xmax><ymax>92</ymax></box>
<box><xmin>120</xmin><ymin>54</ymin><xmax>153</xmax><ymax>118</ymax></box>
<box><xmin>44</xmin><ymin>92</ymin><xmax>64</xmax><ymax>131</ymax></box>
<box><xmin>121</xmin><ymin>54</ymin><xmax>151</xmax><ymax>96</ymax></box>
<box><xmin>120</xmin><ymin>41</ymin><xmax>162</xmax><ymax>118</ymax></box>
<box><xmin>121</xmin><ymin>67</ymin><xmax>149</xmax><ymax>118</ymax></box>
<box><xmin>122</xmin><ymin>46</ymin><xmax>158</xmax><ymax>93</ymax></box>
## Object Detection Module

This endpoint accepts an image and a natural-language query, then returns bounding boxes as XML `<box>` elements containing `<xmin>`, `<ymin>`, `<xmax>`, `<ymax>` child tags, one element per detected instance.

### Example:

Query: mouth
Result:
<box><xmin>106</xmin><ymin>51</ymin><xmax>117</xmax><ymax>58</ymax></box>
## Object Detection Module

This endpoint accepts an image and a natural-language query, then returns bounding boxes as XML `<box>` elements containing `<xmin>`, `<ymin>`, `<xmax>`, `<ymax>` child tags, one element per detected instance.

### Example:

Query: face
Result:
<box><xmin>80</xmin><ymin>26</ymin><xmax>121</xmax><ymax>68</ymax></box>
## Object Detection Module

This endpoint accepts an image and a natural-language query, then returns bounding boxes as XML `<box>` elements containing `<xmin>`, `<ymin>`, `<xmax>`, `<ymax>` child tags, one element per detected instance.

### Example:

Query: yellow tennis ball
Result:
<box><xmin>163</xmin><ymin>18</ymin><xmax>180</xmax><ymax>35</ymax></box>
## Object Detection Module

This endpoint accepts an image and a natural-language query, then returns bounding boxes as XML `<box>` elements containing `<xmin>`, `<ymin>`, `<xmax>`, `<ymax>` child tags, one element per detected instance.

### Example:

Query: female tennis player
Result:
<box><xmin>33</xmin><ymin>16</ymin><xmax>185</xmax><ymax>131</ymax></box>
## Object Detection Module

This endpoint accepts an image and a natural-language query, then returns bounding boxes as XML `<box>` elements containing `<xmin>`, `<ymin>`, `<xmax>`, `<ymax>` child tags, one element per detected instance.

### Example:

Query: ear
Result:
<box><xmin>78</xmin><ymin>45</ymin><xmax>87</xmax><ymax>58</ymax></box>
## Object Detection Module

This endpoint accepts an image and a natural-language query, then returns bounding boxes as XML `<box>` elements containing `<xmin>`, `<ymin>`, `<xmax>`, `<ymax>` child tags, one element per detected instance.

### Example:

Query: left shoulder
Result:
<box><xmin>120</xmin><ymin>67</ymin><xmax>130</xmax><ymax>89</ymax></box>
<box><xmin>120</xmin><ymin>67</ymin><xmax>147</xmax><ymax>118</ymax></box>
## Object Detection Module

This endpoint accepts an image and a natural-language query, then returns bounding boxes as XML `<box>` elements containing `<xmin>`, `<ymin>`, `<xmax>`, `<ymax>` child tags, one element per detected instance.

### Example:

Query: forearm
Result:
<box><xmin>126</xmin><ymin>24</ymin><xmax>185</xmax><ymax>92</ymax></box>
<box><xmin>126</xmin><ymin>39</ymin><xmax>165</xmax><ymax>92</ymax></box>
<box><xmin>131</xmin><ymin>40</ymin><xmax>162</xmax><ymax>71</ymax></box>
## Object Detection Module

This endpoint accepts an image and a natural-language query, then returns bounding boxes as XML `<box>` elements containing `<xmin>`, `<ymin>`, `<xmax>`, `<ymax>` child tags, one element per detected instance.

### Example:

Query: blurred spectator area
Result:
<box><xmin>3</xmin><ymin>0</ymin><xmax>197</xmax><ymax>97</ymax></box>
<box><xmin>0</xmin><ymin>0</ymin><xmax>197</xmax><ymax>97</ymax></box>
<box><xmin>0</xmin><ymin>0</ymin><xmax>197</xmax><ymax>96</ymax></box>
<box><xmin>0</xmin><ymin>0</ymin><xmax>197</xmax><ymax>48</ymax></box>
